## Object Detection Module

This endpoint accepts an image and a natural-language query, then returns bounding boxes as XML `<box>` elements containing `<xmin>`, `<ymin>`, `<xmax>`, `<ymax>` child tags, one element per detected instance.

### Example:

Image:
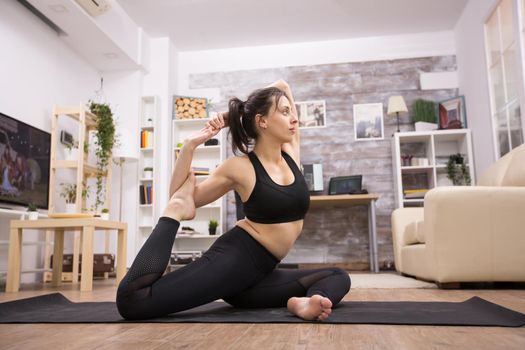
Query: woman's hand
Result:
<box><xmin>184</xmin><ymin>125</ymin><xmax>220</xmax><ymax>149</ymax></box>
<box><xmin>267</xmin><ymin>79</ymin><xmax>290</xmax><ymax>91</ymax></box>
<box><xmin>205</xmin><ymin>112</ymin><xmax>229</xmax><ymax>130</ymax></box>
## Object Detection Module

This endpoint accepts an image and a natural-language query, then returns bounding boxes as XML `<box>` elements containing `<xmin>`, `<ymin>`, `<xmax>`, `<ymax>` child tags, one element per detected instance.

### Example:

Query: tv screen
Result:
<box><xmin>0</xmin><ymin>112</ymin><xmax>50</xmax><ymax>209</ymax></box>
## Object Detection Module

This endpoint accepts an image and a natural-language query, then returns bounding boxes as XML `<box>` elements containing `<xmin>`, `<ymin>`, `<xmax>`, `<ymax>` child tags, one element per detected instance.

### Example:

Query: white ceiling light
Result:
<box><xmin>75</xmin><ymin>0</ymin><xmax>111</xmax><ymax>17</ymax></box>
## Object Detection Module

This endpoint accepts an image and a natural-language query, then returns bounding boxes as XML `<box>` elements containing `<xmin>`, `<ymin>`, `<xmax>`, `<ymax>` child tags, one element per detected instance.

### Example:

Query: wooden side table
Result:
<box><xmin>6</xmin><ymin>218</ymin><xmax>127</xmax><ymax>292</ymax></box>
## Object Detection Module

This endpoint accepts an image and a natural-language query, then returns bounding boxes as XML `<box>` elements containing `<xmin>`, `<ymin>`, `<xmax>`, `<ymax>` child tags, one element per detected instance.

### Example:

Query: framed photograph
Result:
<box><xmin>172</xmin><ymin>95</ymin><xmax>208</xmax><ymax>120</ymax></box>
<box><xmin>353</xmin><ymin>103</ymin><xmax>384</xmax><ymax>141</ymax></box>
<box><xmin>438</xmin><ymin>96</ymin><xmax>467</xmax><ymax>129</ymax></box>
<box><xmin>294</xmin><ymin>100</ymin><xmax>326</xmax><ymax>129</ymax></box>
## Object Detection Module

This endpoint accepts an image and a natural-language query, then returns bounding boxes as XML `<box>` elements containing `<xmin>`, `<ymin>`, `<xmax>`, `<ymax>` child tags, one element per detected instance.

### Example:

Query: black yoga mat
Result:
<box><xmin>1</xmin><ymin>293</ymin><xmax>524</xmax><ymax>327</ymax></box>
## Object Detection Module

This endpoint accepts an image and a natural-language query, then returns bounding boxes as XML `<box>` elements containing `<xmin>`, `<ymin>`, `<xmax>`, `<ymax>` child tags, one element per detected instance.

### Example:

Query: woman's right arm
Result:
<box><xmin>169</xmin><ymin>126</ymin><xmax>220</xmax><ymax>197</ymax></box>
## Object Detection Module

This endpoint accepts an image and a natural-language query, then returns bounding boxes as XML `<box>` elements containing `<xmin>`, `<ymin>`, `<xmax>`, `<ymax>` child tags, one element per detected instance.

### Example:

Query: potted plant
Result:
<box><xmin>143</xmin><ymin>167</ymin><xmax>153</xmax><ymax>179</ymax></box>
<box><xmin>88</xmin><ymin>101</ymin><xmax>116</xmax><ymax>212</ymax></box>
<box><xmin>60</xmin><ymin>182</ymin><xmax>78</xmax><ymax>213</ymax></box>
<box><xmin>60</xmin><ymin>182</ymin><xmax>89</xmax><ymax>213</ymax></box>
<box><xmin>208</xmin><ymin>219</ymin><xmax>218</xmax><ymax>235</ymax></box>
<box><xmin>64</xmin><ymin>140</ymin><xmax>79</xmax><ymax>160</ymax></box>
<box><xmin>413</xmin><ymin>99</ymin><xmax>438</xmax><ymax>132</ymax></box>
<box><xmin>100</xmin><ymin>208</ymin><xmax>110</xmax><ymax>220</ymax></box>
<box><xmin>446</xmin><ymin>153</ymin><xmax>472</xmax><ymax>186</ymax></box>
<box><xmin>27</xmin><ymin>202</ymin><xmax>39</xmax><ymax>220</ymax></box>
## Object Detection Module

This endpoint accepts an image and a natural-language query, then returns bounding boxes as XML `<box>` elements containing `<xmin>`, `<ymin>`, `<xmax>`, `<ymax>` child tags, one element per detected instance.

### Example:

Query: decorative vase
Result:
<box><xmin>28</xmin><ymin>211</ymin><xmax>39</xmax><ymax>220</ymax></box>
<box><xmin>415</xmin><ymin>122</ymin><xmax>438</xmax><ymax>132</ymax></box>
<box><xmin>208</xmin><ymin>228</ymin><xmax>216</xmax><ymax>236</ymax></box>
<box><xmin>65</xmin><ymin>203</ymin><xmax>76</xmax><ymax>213</ymax></box>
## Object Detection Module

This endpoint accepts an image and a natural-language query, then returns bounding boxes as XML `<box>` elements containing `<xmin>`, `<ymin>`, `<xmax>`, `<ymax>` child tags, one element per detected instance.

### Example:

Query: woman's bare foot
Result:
<box><xmin>287</xmin><ymin>295</ymin><xmax>333</xmax><ymax>321</ymax></box>
<box><xmin>162</xmin><ymin>172</ymin><xmax>196</xmax><ymax>221</ymax></box>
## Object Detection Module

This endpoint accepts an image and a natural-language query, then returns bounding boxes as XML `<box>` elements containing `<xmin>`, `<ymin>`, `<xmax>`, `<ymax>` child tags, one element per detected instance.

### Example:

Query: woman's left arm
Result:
<box><xmin>268</xmin><ymin>80</ymin><xmax>300</xmax><ymax>164</ymax></box>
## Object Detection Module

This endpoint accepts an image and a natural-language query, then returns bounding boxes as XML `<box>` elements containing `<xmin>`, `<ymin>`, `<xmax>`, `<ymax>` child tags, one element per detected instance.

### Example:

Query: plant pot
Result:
<box><xmin>143</xmin><ymin>170</ymin><xmax>153</xmax><ymax>179</ymax></box>
<box><xmin>208</xmin><ymin>228</ymin><xmax>217</xmax><ymax>236</ymax></box>
<box><xmin>28</xmin><ymin>211</ymin><xmax>39</xmax><ymax>220</ymax></box>
<box><xmin>65</xmin><ymin>203</ymin><xmax>76</xmax><ymax>213</ymax></box>
<box><xmin>415</xmin><ymin>122</ymin><xmax>438</xmax><ymax>132</ymax></box>
<box><xmin>101</xmin><ymin>213</ymin><xmax>110</xmax><ymax>220</ymax></box>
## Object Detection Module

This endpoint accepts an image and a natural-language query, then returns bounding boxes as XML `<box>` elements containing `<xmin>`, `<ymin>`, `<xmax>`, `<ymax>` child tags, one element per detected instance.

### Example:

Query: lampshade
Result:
<box><xmin>112</xmin><ymin>129</ymin><xmax>138</xmax><ymax>161</ymax></box>
<box><xmin>387</xmin><ymin>96</ymin><xmax>408</xmax><ymax>115</ymax></box>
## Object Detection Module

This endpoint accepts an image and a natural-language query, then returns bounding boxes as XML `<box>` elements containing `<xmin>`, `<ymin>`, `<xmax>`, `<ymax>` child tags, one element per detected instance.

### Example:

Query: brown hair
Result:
<box><xmin>227</xmin><ymin>87</ymin><xmax>287</xmax><ymax>155</ymax></box>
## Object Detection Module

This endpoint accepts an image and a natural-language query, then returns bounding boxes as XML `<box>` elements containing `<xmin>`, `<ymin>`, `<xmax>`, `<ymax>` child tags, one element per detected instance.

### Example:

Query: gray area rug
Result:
<box><xmin>349</xmin><ymin>273</ymin><xmax>436</xmax><ymax>289</ymax></box>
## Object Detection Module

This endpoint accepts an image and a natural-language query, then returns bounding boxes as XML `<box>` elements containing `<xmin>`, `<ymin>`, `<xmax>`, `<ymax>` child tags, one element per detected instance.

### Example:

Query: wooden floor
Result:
<box><xmin>1</xmin><ymin>275</ymin><xmax>525</xmax><ymax>350</ymax></box>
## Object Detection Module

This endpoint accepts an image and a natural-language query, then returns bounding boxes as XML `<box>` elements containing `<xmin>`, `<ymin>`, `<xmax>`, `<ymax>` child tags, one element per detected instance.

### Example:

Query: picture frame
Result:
<box><xmin>437</xmin><ymin>96</ymin><xmax>467</xmax><ymax>129</ymax></box>
<box><xmin>353</xmin><ymin>103</ymin><xmax>384</xmax><ymax>141</ymax></box>
<box><xmin>294</xmin><ymin>100</ymin><xmax>326</xmax><ymax>129</ymax></box>
<box><xmin>172</xmin><ymin>95</ymin><xmax>208</xmax><ymax>120</ymax></box>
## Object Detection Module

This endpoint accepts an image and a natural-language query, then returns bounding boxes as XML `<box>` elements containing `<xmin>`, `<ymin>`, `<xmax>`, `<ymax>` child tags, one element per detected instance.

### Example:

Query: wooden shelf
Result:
<box><xmin>52</xmin><ymin>160</ymin><xmax>106</xmax><ymax>177</ymax></box>
<box><xmin>54</xmin><ymin>107</ymin><xmax>97</xmax><ymax>128</ymax></box>
<box><xmin>173</xmin><ymin>118</ymin><xmax>210</xmax><ymax>125</ymax></box>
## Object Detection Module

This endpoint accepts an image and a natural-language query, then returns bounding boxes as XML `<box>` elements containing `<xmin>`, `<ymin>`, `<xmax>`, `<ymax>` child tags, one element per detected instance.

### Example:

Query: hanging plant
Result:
<box><xmin>88</xmin><ymin>100</ymin><xmax>116</xmax><ymax>211</ymax></box>
<box><xmin>446</xmin><ymin>153</ymin><xmax>471</xmax><ymax>186</ymax></box>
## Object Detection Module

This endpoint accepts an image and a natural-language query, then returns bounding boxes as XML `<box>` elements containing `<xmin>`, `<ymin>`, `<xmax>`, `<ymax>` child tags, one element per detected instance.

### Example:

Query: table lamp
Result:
<box><xmin>112</xmin><ymin>129</ymin><xmax>138</xmax><ymax>221</ymax></box>
<box><xmin>387</xmin><ymin>96</ymin><xmax>408</xmax><ymax>133</ymax></box>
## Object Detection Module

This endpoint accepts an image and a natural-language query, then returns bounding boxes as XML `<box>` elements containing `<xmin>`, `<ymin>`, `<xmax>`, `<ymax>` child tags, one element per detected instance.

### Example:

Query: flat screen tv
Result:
<box><xmin>0</xmin><ymin>112</ymin><xmax>50</xmax><ymax>209</ymax></box>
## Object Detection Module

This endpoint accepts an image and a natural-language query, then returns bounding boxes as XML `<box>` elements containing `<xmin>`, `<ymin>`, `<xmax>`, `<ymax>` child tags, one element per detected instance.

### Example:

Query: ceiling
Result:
<box><xmin>117</xmin><ymin>0</ymin><xmax>469</xmax><ymax>51</ymax></box>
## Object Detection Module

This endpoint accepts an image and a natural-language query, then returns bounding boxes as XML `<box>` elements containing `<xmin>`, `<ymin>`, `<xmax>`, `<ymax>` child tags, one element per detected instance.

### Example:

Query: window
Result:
<box><xmin>485</xmin><ymin>0</ymin><xmax>524</xmax><ymax>158</ymax></box>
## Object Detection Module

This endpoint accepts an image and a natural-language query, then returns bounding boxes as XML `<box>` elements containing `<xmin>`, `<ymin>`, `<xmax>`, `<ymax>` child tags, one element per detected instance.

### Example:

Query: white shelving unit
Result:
<box><xmin>171</xmin><ymin>117</ymin><xmax>225</xmax><ymax>254</ymax></box>
<box><xmin>392</xmin><ymin>129</ymin><xmax>475</xmax><ymax>208</ymax></box>
<box><xmin>136</xmin><ymin>96</ymin><xmax>159</xmax><ymax>254</ymax></box>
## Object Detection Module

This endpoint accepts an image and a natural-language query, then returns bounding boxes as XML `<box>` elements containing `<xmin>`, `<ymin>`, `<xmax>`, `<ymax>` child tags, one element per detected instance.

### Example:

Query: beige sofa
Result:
<box><xmin>391</xmin><ymin>143</ymin><xmax>525</xmax><ymax>285</ymax></box>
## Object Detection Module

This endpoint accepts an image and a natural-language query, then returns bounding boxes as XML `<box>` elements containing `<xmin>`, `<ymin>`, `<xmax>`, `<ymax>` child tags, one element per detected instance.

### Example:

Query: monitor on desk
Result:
<box><xmin>328</xmin><ymin>175</ymin><xmax>362</xmax><ymax>195</ymax></box>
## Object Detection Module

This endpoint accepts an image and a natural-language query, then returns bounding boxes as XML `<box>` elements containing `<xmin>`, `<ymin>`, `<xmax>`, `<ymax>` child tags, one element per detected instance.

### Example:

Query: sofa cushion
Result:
<box><xmin>416</xmin><ymin>220</ymin><xmax>426</xmax><ymax>243</ymax></box>
<box><xmin>403</xmin><ymin>220</ymin><xmax>425</xmax><ymax>245</ymax></box>
<box><xmin>477</xmin><ymin>152</ymin><xmax>512</xmax><ymax>186</ymax></box>
<box><xmin>501</xmin><ymin>143</ymin><xmax>525</xmax><ymax>186</ymax></box>
<box><xmin>403</xmin><ymin>222</ymin><xmax>418</xmax><ymax>245</ymax></box>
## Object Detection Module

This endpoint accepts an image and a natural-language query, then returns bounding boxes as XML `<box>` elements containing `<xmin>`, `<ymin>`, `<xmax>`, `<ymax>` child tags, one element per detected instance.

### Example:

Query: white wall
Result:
<box><xmin>0</xmin><ymin>1</ymin><xmax>102</xmax><ymax>283</ymax></box>
<box><xmin>177</xmin><ymin>30</ymin><xmax>456</xmax><ymax>93</ymax></box>
<box><xmin>455</xmin><ymin>0</ymin><xmax>500</xmax><ymax>177</ymax></box>
<box><xmin>103</xmin><ymin>70</ymin><xmax>143</xmax><ymax>266</ymax></box>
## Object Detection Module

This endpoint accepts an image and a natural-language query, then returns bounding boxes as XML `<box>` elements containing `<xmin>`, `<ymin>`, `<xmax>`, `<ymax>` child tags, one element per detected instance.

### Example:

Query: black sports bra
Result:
<box><xmin>241</xmin><ymin>151</ymin><xmax>310</xmax><ymax>224</ymax></box>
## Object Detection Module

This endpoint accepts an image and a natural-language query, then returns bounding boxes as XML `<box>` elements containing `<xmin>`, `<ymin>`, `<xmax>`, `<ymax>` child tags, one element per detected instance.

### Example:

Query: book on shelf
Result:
<box><xmin>140</xmin><ymin>130</ymin><xmax>154</xmax><ymax>148</ymax></box>
<box><xmin>191</xmin><ymin>166</ymin><xmax>210</xmax><ymax>175</ymax></box>
<box><xmin>139</xmin><ymin>184</ymin><xmax>154</xmax><ymax>204</ymax></box>
<box><xmin>403</xmin><ymin>189</ymin><xmax>429</xmax><ymax>199</ymax></box>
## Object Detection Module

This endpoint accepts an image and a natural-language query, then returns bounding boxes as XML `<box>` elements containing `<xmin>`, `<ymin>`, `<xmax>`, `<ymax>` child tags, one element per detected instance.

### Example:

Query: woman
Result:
<box><xmin>116</xmin><ymin>80</ymin><xmax>350</xmax><ymax>321</ymax></box>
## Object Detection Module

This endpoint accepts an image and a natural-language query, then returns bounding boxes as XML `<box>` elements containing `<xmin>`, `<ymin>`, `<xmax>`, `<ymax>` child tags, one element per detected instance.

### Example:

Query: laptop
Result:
<box><xmin>328</xmin><ymin>175</ymin><xmax>363</xmax><ymax>195</ymax></box>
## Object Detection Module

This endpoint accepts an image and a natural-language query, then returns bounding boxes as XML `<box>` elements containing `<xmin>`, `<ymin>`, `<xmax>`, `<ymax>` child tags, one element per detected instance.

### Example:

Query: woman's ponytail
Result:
<box><xmin>228</xmin><ymin>97</ymin><xmax>252</xmax><ymax>155</ymax></box>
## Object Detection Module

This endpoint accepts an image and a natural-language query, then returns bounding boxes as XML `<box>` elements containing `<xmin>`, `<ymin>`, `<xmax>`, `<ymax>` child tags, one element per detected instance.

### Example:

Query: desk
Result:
<box><xmin>310</xmin><ymin>194</ymin><xmax>380</xmax><ymax>272</ymax></box>
<box><xmin>6</xmin><ymin>218</ymin><xmax>127</xmax><ymax>292</ymax></box>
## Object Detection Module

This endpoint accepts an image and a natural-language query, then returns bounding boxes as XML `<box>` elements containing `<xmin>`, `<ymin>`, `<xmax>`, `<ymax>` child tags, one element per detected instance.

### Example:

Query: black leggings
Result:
<box><xmin>116</xmin><ymin>217</ymin><xmax>351</xmax><ymax>320</ymax></box>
